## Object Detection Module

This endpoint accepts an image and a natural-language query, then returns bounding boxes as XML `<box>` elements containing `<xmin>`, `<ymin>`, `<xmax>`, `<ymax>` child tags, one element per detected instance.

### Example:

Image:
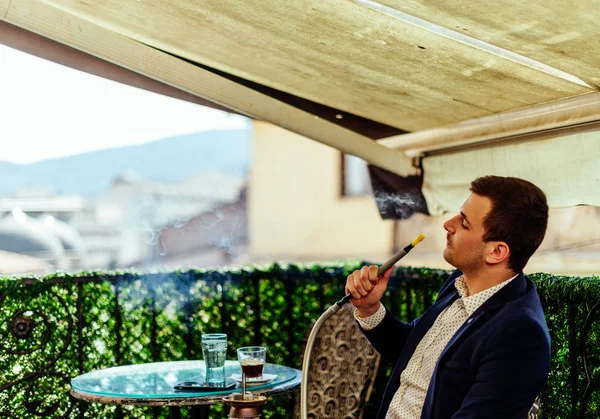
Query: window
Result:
<box><xmin>341</xmin><ymin>153</ymin><xmax>372</xmax><ymax>196</ymax></box>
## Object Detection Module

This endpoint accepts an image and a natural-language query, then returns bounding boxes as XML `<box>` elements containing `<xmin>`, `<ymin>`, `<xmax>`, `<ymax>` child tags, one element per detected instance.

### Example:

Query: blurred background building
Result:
<box><xmin>2</xmin><ymin>121</ymin><xmax>600</xmax><ymax>277</ymax></box>
<box><xmin>0</xmin><ymin>130</ymin><xmax>249</xmax><ymax>275</ymax></box>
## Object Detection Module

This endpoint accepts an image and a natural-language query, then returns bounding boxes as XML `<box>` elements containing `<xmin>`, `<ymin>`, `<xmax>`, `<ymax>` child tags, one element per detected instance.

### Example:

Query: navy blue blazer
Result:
<box><xmin>360</xmin><ymin>270</ymin><xmax>551</xmax><ymax>419</ymax></box>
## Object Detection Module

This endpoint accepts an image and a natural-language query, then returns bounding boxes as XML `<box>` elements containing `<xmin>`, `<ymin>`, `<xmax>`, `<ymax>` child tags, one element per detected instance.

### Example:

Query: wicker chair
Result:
<box><xmin>294</xmin><ymin>305</ymin><xmax>381</xmax><ymax>419</ymax></box>
<box><xmin>527</xmin><ymin>395</ymin><xmax>541</xmax><ymax>419</ymax></box>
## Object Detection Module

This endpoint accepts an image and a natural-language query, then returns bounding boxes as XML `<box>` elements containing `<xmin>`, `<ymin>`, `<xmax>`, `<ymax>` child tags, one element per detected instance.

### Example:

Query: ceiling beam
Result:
<box><xmin>1</xmin><ymin>0</ymin><xmax>415</xmax><ymax>176</ymax></box>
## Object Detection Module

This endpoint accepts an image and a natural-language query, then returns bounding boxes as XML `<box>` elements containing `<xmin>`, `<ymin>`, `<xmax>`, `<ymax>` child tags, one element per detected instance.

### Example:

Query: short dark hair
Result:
<box><xmin>470</xmin><ymin>176</ymin><xmax>548</xmax><ymax>272</ymax></box>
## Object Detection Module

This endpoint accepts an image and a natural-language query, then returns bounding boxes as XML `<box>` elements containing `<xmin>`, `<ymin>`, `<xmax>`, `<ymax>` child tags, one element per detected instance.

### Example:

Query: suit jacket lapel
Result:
<box><xmin>439</xmin><ymin>272</ymin><xmax>528</xmax><ymax>363</ymax></box>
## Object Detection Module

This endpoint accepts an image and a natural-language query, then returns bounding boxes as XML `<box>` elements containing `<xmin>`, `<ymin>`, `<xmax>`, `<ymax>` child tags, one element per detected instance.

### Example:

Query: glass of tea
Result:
<box><xmin>237</xmin><ymin>346</ymin><xmax>267</xmax><ymax>379</ymax></box>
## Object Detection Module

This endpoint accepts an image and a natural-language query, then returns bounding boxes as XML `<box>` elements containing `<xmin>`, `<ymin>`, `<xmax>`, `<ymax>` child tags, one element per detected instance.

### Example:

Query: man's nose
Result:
<box><xmin>443</xmin><ymin>215</ymin><xmax>457</xmax><ymax>233</ymax></box>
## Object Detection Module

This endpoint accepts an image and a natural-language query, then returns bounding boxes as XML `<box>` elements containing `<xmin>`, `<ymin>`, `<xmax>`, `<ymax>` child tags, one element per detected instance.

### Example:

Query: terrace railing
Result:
<box><xmin>0</xmin><ymin>263</ymin><xmax>598</xmax><ymax>418</ymax></box>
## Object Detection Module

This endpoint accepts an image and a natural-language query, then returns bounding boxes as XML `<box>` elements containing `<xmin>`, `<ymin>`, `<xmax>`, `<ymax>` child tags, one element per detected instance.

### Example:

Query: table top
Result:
<box><xmin>71</xmin><ymin>360</ymin><xmax>302</xmax><ymax>407</ymax></box>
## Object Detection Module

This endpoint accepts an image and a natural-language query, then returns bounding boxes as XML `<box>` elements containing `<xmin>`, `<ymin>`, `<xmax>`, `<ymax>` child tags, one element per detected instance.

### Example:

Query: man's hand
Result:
<box><xmin>345</xmin><ymin>265</ymin><xmax>393</xmax><ymax>317</ymax></box>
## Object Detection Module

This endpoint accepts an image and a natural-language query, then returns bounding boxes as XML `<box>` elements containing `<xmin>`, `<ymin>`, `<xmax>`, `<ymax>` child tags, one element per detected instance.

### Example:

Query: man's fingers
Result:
<box><xmin>353</xmin><ymin>273</ymin><xmax>368</xmax><ymax>296</ymax></box>
<box><xmin>368</xmin><ymin>265</ymin><xmax>379</xmax><ymax>283</ymax></box>
<box><xmin>359</xmin><ymin>266</ymin><xmax>369</xmax><ymax>282</ymax></box>
<box><xmin>346</xmin><ymin>266</ymin><xmax>391</xmax><ymax>300</ymax></box>
<box><xmin>361</xmin><ymin>266</ymin><xmax>377</xmax><ymax>292</ymax></box>
<box><xmin>346</xmin><ymin>271</ymin><xmax>362</xmax><ymax>299</ymax></box>
<box><xmin>347</xmin><ymin>286</ymin><xmax>361</xmax><ymax>299</ymax></box>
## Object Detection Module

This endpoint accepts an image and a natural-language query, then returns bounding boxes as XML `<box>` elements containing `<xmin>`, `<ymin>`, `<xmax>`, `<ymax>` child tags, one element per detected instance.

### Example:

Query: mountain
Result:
<box><xmin>0</xmin><ymin>129</ymin><xmax>251</xmax><ymax>197</ymax></box>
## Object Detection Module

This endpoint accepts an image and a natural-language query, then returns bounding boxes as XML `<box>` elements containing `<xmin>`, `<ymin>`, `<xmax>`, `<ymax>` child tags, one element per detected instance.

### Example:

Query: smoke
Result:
<box><xmin>374</xmin><ymin>192</ymin><xmax>419</xmax><ymax>219</ymax></box>
<box><xmin>115</xmin><ymin>270</ymin><xmax>199</xmax><ymax>318</ymax></box>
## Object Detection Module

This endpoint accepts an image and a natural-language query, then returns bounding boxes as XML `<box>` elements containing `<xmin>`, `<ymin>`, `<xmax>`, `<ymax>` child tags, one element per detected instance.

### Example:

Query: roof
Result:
<box><xmin>41</xmin><ymin>215</ymin><xmax>86</xmax><ymax>254</ymax></box>
<box><xmin>0</xmin><ymin>196</ymin><xmax>86</xmax><ymax>213</ymax></box>
<box><xmin>0</xmin><ymin>210</ymin><xmax>65</xmax><ymax>259</ymax></box>
<box><xmin>0</xmin><ymin>250</ymin><xmax>49</xmax><ymax>275</ymax></box>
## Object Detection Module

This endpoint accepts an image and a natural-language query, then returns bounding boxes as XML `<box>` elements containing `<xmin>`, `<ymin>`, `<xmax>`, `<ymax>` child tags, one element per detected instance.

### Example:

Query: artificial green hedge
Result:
<box><xmin>0</xmin><ymin>263</ymin><xmax>598</xmax><ymax>418</ymax></box>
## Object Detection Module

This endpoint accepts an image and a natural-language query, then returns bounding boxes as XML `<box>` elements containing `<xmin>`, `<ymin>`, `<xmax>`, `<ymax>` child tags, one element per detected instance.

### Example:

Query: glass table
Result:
<box><xmin>71</xmin><ymin>360</ymin><xmax>302</xmax><ymax>419</ymax></box>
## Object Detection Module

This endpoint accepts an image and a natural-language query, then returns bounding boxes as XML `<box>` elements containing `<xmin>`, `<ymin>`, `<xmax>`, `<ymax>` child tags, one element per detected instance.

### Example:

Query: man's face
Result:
<box><xmin>443</xmin><ymin>193</ymin><xmax>492</xmax><ymax>271</ymax></box>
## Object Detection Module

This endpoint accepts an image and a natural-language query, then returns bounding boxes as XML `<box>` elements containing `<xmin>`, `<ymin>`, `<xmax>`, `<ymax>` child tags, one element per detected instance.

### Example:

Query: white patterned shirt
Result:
<box><xmin>355</xmin><ymin>274</ymin><xmax>517</xmax><ymax>419</ymax></box>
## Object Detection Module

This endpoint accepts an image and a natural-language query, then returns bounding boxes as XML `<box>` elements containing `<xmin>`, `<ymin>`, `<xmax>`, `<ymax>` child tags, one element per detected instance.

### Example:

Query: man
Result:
<box><xmin>345</xmin><ymin>175</ymin><xmax>551</xmax><ymax>419</ymax></box>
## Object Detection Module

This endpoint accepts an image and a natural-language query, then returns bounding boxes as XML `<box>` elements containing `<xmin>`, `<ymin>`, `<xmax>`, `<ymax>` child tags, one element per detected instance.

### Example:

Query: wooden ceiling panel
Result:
<box><xmin>0</xmin><ymin>0</ymin><xmax>9</xmax><ymax>19</ymax></box>
<box><xmin>37</xmin><ymin>0</ymin><xmax>591</xmax><ymax>131</ymax></box>
<box><xmin>379</xmin><ymin>0</ymin><xmax>600</xmax><ymax>88</ymax></box>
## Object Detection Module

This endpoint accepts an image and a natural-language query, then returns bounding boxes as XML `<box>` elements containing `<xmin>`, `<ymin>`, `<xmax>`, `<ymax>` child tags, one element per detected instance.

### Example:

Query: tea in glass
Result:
<box><xmin>237</xmin><ymin>346</ymin><xmax>267</xmax><ymax>379</ymax></box>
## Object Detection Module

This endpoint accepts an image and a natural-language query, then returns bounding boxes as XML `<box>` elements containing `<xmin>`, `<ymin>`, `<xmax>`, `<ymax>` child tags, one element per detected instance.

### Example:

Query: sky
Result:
<box><xmin>0</xmin><ymin>45</ymin><xmax>249</xmax><ymax>164</ymax></box>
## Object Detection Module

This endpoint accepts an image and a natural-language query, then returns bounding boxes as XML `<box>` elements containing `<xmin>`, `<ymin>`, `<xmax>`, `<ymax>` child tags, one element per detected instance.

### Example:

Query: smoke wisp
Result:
<box><xmin>374</xmin><ymin>192</ymin><xmax>419</xmax><ymax>219</ymax></box>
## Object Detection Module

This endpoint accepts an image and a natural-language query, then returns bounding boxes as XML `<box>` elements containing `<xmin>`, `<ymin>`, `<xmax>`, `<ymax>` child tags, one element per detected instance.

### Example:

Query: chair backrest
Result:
<box><xmin>294</xmin><ymin>305</ymin><xmax>381</xmax><ymax>419</ymax></box>
<box><xmin>527</xmin><ymin>394</ymin><xmax>541</xmax><ymax>419</ymax></box>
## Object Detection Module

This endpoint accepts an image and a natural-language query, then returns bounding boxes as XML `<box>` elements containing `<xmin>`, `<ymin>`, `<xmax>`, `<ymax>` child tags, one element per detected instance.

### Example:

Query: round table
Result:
<box><xmin>71</xmin><ymin>360</ymin><xmax>302</xmax><ymax>419</ymax></box>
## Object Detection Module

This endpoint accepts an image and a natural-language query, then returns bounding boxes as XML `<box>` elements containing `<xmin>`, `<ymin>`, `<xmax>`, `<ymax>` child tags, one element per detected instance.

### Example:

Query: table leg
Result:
<box><xmin>168</xmin><ymin>404</ymin><xmax>209</xmax><ymax>419</ymax></box>
<box><xmin>169</xmin><ymin>407</ymin><xmax>182</xmax><ymax>419</ymax></box>
<box><xmin>190</xmin><ymin>405</ymin><xmax>210</xmax><ymax>419</ymax></box>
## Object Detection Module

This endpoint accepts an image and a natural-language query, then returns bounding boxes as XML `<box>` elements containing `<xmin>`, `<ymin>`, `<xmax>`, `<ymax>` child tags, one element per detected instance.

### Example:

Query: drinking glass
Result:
<box><xmin>237</xmin><ymin>346</ymin><xmax>267</xmax><ymax>379</ymax></box>
<box><xmin>202</xmin><ymin>333</ymin><xmax>228</xmax><ymax>385</ymax></box>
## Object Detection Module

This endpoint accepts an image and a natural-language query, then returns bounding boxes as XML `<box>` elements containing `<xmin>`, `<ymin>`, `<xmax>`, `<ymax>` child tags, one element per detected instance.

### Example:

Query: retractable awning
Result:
<box><xmin>2</xmin><ymin>0</ymin><xmax>599</xmax><ymax>218</ymax></box>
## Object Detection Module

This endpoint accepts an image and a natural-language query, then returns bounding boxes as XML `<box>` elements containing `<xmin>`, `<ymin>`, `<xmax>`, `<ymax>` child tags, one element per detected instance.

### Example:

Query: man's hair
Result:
<box><xmin>470</xmin><ymin>176</ymin><xmax>549</xmax><ymax>272</ymax></box>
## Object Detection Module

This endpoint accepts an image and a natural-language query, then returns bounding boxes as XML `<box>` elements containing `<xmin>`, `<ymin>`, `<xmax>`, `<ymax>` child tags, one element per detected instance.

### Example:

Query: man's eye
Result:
<box><xmin>462</xmin><ymin>222</ymin><xmax>468</xmax><ymax>229</ymax></box>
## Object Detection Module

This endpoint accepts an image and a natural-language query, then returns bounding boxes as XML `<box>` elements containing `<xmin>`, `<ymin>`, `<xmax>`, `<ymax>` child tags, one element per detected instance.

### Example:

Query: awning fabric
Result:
<box><xmin>422</xmin><ymin>130</ymin><xmax>600</xmax><ymax>216</ymax></box>
<box><xmin>370</xmin><ymin>128</ymin><xmax>600</xmax><ymax>219</ymax></box>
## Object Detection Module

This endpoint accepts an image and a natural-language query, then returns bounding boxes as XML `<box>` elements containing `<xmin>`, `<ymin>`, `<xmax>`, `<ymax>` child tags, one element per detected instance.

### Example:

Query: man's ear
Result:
<box><xmin>486</xmin><ymin>241</ymin><xmax>510</xmax><ymax>266</ymax></box>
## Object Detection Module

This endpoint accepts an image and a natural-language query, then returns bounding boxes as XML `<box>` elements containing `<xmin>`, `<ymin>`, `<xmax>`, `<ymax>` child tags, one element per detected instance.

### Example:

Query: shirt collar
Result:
<box><xmin>454</xmin><ymin>274</ymin><xmax>518</xmax><ymax>315</ymax></box>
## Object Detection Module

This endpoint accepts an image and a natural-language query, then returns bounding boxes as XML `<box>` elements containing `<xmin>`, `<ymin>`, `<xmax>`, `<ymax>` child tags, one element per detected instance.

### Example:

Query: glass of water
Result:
<box><xmin>201</xmin><ymin>333</ymin><xmax>228</xmax><ymax>386</ymax></box>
